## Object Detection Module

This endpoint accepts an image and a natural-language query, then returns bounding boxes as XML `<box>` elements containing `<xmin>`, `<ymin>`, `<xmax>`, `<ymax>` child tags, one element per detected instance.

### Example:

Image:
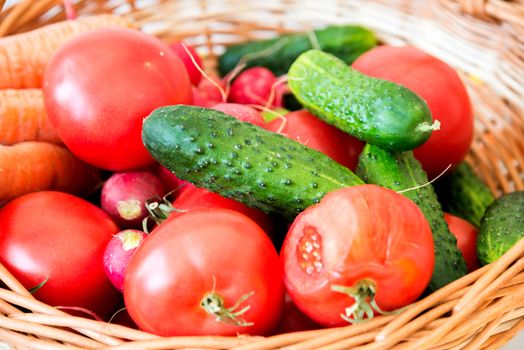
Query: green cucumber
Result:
<box><xmin>288</xmin><ymin>50</ymin><xmax>437</xmax><ymax>151</ymax></box>
<box><xmin>435</xmin><ymin>161</ymin><xmax>495</xmax><ymax>228</ymax></box>
<box><xmin>142</xmin><ymin>105</ymin><xmax>364</xmax><ymax>220</ymax></box>
<box><xmin>477</xmin><ymin>191</ymin><xmax>524</xmax><ymax>265</ymax></box>
<box><xmin>357</xmin><ymin>144</ymin><xmax>467</xmax><ymax>291</ymax></box>
<box><xmin>218</xmin><ymin>25</ymin><xmax>377</xmax><ymax>77</ymax></box>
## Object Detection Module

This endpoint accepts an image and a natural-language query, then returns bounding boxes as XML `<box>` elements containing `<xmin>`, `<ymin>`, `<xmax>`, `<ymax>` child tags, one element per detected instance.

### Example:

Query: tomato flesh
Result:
<box><xmin>281</xmin><ymin>185</ymin><xmax>434</xmax><ymax>326</ymax></box>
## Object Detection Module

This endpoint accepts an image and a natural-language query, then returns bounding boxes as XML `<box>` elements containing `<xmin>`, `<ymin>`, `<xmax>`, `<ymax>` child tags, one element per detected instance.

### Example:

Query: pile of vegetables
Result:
<box><xmin>0</xmin><ymin>13</ymin><xmax>522</xmax><ymax>337</ymax></box>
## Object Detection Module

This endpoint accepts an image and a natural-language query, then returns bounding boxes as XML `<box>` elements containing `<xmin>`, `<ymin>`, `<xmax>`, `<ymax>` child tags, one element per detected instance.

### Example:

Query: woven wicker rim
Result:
<box><xmin>0</xmin><ymin>0</ymin><xmax>523</xmax><ymax>349</ymax></box>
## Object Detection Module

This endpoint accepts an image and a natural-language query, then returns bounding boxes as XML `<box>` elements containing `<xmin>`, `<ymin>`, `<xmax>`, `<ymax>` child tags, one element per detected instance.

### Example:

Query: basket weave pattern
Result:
<box><xmin>0</xmin><ymin>0</ymin><xmax>523</xmax><ymax>349</ymax></box>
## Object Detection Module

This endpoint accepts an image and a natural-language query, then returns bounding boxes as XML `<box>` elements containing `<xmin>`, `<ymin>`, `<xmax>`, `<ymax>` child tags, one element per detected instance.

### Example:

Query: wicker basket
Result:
<box><xmin>1</xmin><ymin>0</ymin><xmax>524</xmax><ymax>349</ymax></box>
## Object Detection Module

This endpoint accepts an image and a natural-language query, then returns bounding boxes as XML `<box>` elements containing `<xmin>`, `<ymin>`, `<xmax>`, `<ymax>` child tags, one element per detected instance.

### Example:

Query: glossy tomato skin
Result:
<box><xmin>44</xmin><ymin>28</ymin><xmax>192</xmax><ymax>171</ymax></box>
<box><xmin>124</xmin><ymin>209</ymin><xmax>284</xmax><ymax>336</ymax></box>
<box><xmin>352</xmin><ymin>46</ymin><xmax>473</xmax><ymax>178</ymax></box>
<box><xmin>155</xmin><ymin>164</ymin><xmax>191</xmax><ymax>194</ymax></box>
<box><xmin>0</xmin><ymin>191</ymin><xmax>121</xmax><ymax>318</ymax></box>
<box><xmin>444</xmin><ymin>213</ymin><xmax>480</xmax><ymax>272</ymax></box>
<box><xmin>171</xmin><ymin>186</ymin><xmax>274</xmax><ymax>235</ymax></box>
<box><xmin>274</xmin><ymin>293</ymin><xmax>322</xmax><ymax>334</ymax></box>
<box><xmin>281</xmin><ymin>185</ymin><xmax>434</xmax><ymax>327</ymax></box>
<box><xmin>265</xmin><ymin>110</ymin><xmax>364</xmax><ymax>170</ymax></box>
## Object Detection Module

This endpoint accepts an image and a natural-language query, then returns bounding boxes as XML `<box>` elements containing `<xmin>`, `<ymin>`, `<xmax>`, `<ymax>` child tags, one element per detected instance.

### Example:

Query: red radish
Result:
<box><xmin>170</xmin><ymin>186</ymin><xmax>274</xmax><ymax>236</ymax></box>
<box><xmin>170</xmin><ymin>41</ymin><xmax>203</xmax><ymax>86</ymax></box>
<box><xmin>103</xmin><ymin>229</ymin><xmax>147</xmax><ymax>292</ymax></box>
<box><xmin>192</xmin><ymin>86</ymin><xmax>220</xmax><ymax>108</ymax></box>
<box><xmin>198</xmin><ymin>72</ymin><xmax>225</xmax><ymax>101</ymax></box>
<box><xmin>228</xmin><ymin>67</ymin><xmax>284</xmax><ymax>107</ymax></box>
<box><xmin>212</xmin><ymin>103</ymin><xmax>265</xmax><ymax>127</ymax></box>
<box><xmin>266</xmin><ymin>110</ymin><xmax>364</xmax><ymax>170</ymax></box>
<box><xmin>101</xmin><ymin>170</ymin><xmax>167</xmax><ymax>228</ymax></box>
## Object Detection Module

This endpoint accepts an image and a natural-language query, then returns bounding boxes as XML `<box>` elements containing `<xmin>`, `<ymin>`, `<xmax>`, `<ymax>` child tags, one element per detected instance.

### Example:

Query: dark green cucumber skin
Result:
<box><xmin>477</xmin><ymin>191</ymin><xmax>524</xmax><ymax>265</ymax></box>
<box><xmin>356</xmin><ymin>144</ymin><xmax>467</xmax><ymax>291</ymax></box>
<box><xmin>435</xmin><ymin>162</ymin><xmax>495</xmax><ymax>228</ymax></box>
<box><xmin>142</xmin><ymin>105</ymin><xmax>364</xmax><ymax>220</ymax></box>
<box><xmin>218</xmin><ymin>25</ymin><xmax>377</xmax><ymax>77</ymax></box>
<box><xmin>288</xmin><ymin>50</ymin><xmax>434</xmax><ymax>151</ymax></box>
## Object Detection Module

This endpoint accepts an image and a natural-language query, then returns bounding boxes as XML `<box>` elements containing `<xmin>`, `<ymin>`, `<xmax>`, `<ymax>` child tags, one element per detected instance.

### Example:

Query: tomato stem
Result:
<box><xmin>331</xmin><ymin>279</ymin><xmax>400</xmax><ymax>324</ymax></box>
<box><xmin>415</xmin><ymin>119</ymin><xmax>441</xmax><ymax>132</ymax></box>
<box><xmin>28</xmin><ymin>276</ymin><xmax>49</xmax><ymax>294</ymax></box>
<box><xmin>200</xmin><ymin>291</ymin><xmax>255</xmax><ymax>327</ymax></box>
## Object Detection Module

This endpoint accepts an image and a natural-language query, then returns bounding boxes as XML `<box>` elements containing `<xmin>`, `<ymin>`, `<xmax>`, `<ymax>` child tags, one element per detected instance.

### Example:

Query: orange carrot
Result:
<box><xmin>0</xmin><ymin>141</ymin><xmax>101</xmax><ymax>204</ymax></box>
<box><xmin>0</xmin><ymin>89</ymin><xmax>61</xmax><ymax>145</ymax></box>
<box><xmin>0</xmin><ymin>14</ymin><xmax>136</xmax><ymax>89</ymax></box>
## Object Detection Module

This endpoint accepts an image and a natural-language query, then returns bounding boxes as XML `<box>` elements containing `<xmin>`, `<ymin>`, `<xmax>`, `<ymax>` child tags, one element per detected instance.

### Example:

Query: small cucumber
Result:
<box><xmin>435</xmin><ymin>161</ymin><xmax>495</xmax><ymax>228</ymax></box>
<box><xmin>357</xmin><ymin>144</ymin><xmax>467</xmax><ymax>291</ymax></box>
<box><xmin>477</xmin><ymin>191</ymin><xmax>524</xmax><ymax>265</ymax></box>
<box><xmin>218</xmin><ymin>25</ymin><xmax>377</xmax><ymax>77</ymax></box>
<box><xmin>288</xmin><ymin>50</ymin><xmax>437</xmax><ymax>151</ymax></box>
<box><xmin>142</xmin><ymin>105</ymin><xmax>364</xmax><ymax>220</ymax></box>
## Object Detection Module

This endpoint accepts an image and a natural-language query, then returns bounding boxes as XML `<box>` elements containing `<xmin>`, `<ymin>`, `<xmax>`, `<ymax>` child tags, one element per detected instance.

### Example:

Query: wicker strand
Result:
<box><xmin>98</xmin><ymin>336</ymin><xmax>262</xmax><ymax>350</ymax></box>
<box><xmin>375</xmin><ymin>265</ymin><xmax>488</xmax><ymax>342</ymax></box>
<box><xmin>0</xmin><ymin>315</ymin><xmax>104</xmax><ymax>348</ymax></box>
<box><xmin>0</xmin><ymin>327</ymin><xmax>82</xmax><ymax>350</ymax></box>
<box><xmin>0</xmin><ymin>288</ymin><xmax>122</xmax><ymax>346</ymax></box>
<box><xmin>16</xmin><ymin>0</ymin><xmax>61</xmax><ymax>28</ymax></box>
<box><xmin>462</xmin><ymin>314</ymin><xmax>505</xmax><ymax>350</ymax></box>
<box><xmin>0</xmin><ymin>262</ymin><xmax>32</xmax><ymax>298</ymax></box>
<box><xmin>454</xmin><ymin>241</ymin><xmax>524</xmax><ymax>313</ymax></box>
<box><xmin>0</xmin><ymin>299</ymin><xmax>20</xmax><ymax>316</ymax></box>
<box><xmin>406</xmin><ymin>284</ymin><xmax>524</xmax><ymax>349</ymax></box>
<box><xmin>482</xmin><ymin>317</ymin><xmax>524</xmax><ymax>349</ymax></box>
<box><xmin>276</xmin><ymin>316</ymin><xmax>395</xmax><ymax>350</ymax></box>
<box><xmin>9</xmin><ymin>313</ymin><xmax>158</xmax><ymax>341</ymax></box>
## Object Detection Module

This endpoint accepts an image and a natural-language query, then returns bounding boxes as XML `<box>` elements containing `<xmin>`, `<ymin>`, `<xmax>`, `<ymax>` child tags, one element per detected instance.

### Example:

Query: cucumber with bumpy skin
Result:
<box><xmin>435</xmin><ymin>161</ymin><xmax>495</xmax><ymax>228</ymax></box>
<box><xmin>218</xmin><ymin>25</ymin><xmax>377</xmax><ymax>77</ymax></box>
<box><xmin>477</xmin><ymin>191</ymin><xmax>524</xmax><ymax>265</ymax></box>
<box><xmin>142</xmin><ymin>105</ymin><xmax>364</xmax><ymax>220</ymax></box>
<box><xmin>288</xmin><ymin>50</ymin><xmax>437</xmax><ymax>151</ymax></box>
<box><xmin>357</xmin><ymin>143</ymin><xmax>467</xmax><ymax>291</ymax></box>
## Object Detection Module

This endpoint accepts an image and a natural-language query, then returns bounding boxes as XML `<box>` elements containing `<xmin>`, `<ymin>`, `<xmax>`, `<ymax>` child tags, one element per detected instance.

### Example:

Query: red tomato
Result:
<box><xmin>155</xmin><ymin>164</ymin><xmax>191</xmax><ymax>194</ymax></box>
<box><xmin>171</xmin><ymin>186</ymin><xmax>273</xmax><ymax>236</ymax></box>
<box><xmin>281</xmin><ymin>185</ymin><xmax>434</xmax><ymax>327</ymax></box>
<box><xmin>0</xmin><ymin>191</ymin><xmax>121</xmax><ymax>318</ymax></box>
<box><xmin>124</xmin><ymin>209</ymin><xmax>284</xmax><ymax>336</ymax></box>
<box><xmin>274</xmin><ymin>294</ymin><xmax>322</xmax><ymax>334</ymax></box>
<box><xmin>352</xmin><ymin>46</ymin><xmax>473</xmax><ymax>178</ymax></box>
<box><xmin>265</xmin><ymin>110</ymin><xmax>364</xmax><ymax>170</ymax></box>
<box><xmin>44</xmin><ymin>28</ymin><xmax>192</xmax><ymax>171</ymax></box>
<box><xmin>444</xmin><ymin>213</ymin><xmax>480</xmax><ymax>272</ymax></box>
